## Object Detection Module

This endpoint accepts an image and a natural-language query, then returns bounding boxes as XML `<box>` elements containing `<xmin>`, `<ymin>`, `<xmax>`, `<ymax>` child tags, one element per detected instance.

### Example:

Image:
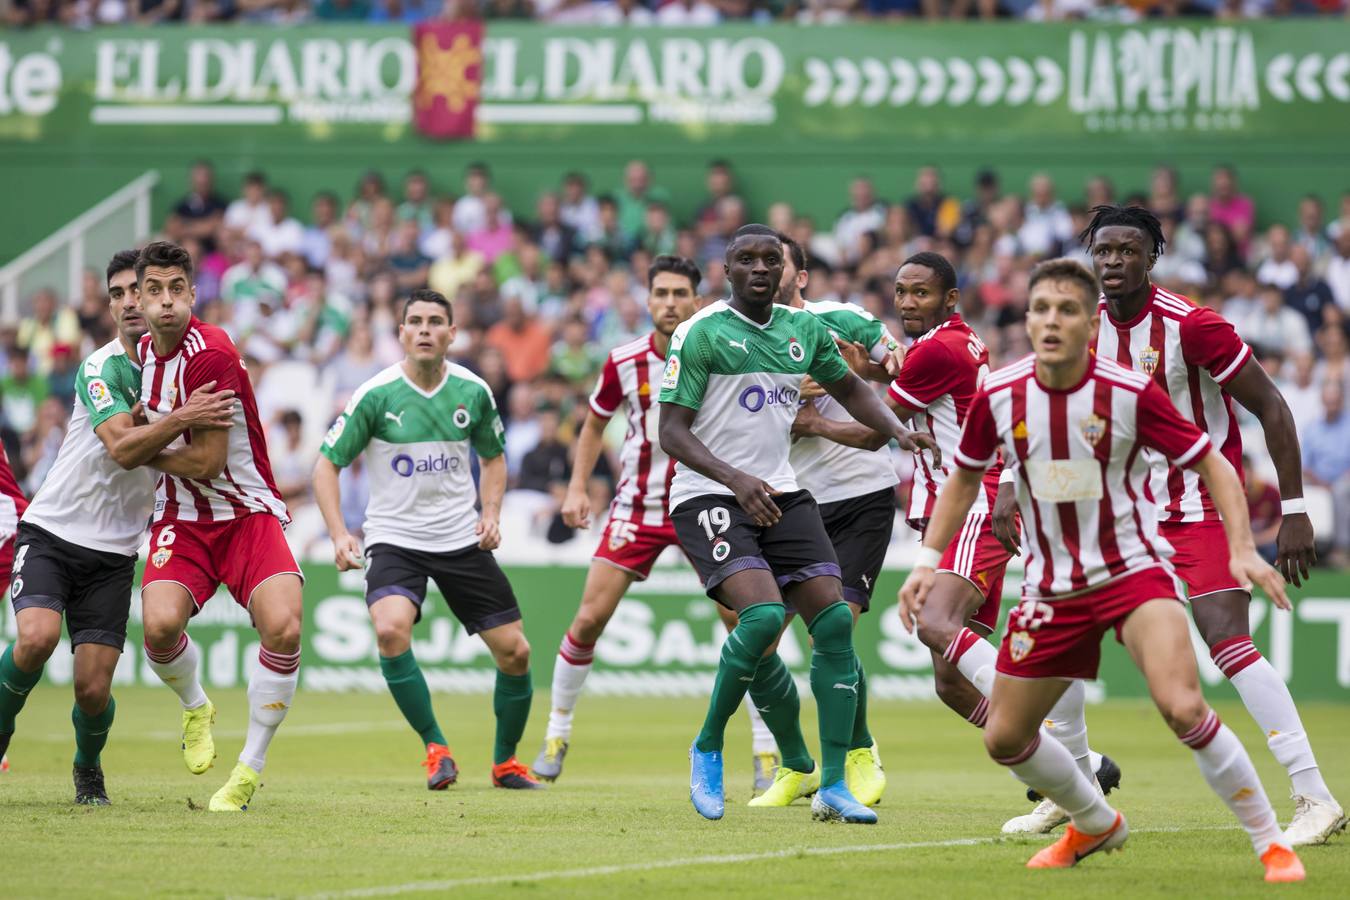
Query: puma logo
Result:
<box><xmin>728</xmin><ymin>338</ymin><xmax>749</xmax><ymax>353</ymax></box>
<box><xmin>832</xmin><ymin>681</ymin><xmax>859</xmax><ymax>695</ymax></box>
<box><xmin>860</xmin><ymin>575</ymin><xmax>871</xmax><ymax>591</ymax></box>
<box><xmin>385</xmin><ymin>410</ymin><xmax>405</xmax><ymax>427</ymax></box>
<box><xmin>738</xmin><ymin>675</ymin><xmax>754</xmax><ymax>682</ymax></box>
<box><xmin>756</xmin><ymin>704</ymin><xmax>772</xmax><ymax>713</ymax></box>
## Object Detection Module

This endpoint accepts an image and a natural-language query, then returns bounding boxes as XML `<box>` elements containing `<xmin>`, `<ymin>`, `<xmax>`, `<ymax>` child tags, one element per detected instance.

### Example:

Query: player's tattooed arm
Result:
<box><xmin>95</xmin><ymin>379</ymin><xmax>235</xmax><ymax>470</ymax></box>
<box><xmin>477</xmin><ymin>452</ymin><xmax>506</xmax><ymax>550</ymax></box>
<box><xmin>1192</xmin><ymin>448</ymin><xmax>1291</xmax><ymax>610</ymax></box>
<box><xmin>659</xmin><ymin>401</ymin><xmax>782</xmax><ymax>526</ymax></box>
<box><xmin>563</xmin><ymin>411</ymin><xmax>608</xmax><ymax>529</ymax></box>
<box><xmin>818</xmin><ymin>371</ymin><xmax>941</xmax><ymax>467</ymax></box>
<box><xmin>1225</xmin><ymin>359</ymin><xmax>1316</xmax><ymax>586</ymax></box>
<box><xmin>150</xmin><ymin>425</ymin><xmax>229</xmax><ymax>480</ymax></box>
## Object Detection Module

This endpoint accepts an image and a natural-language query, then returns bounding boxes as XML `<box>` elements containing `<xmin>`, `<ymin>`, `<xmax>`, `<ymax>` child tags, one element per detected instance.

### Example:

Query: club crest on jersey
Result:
<box><xmin>787</xmin><ymin>337</ymin><xmax>805</xmax><ymax>363</ymax></box>
<box><xmin>87</xmin><ymin>378</ymin><xmax>114</xmax><ymax>412</ymax></box>
<box><xmin>1139</xmin><ymin>345</ymin><xmax>1160</xmax><ymax>377</ymax></box>
<box><xmin>1080</xmin><ymin>413</ymin><xmax>1107</xmax><ymax>447</ymax></box>
<box><xmin>452</xmin><ymin>405</ymin><xmax>471</xmax><ymax>429</ymax></box>
<box><xmin>152</xmin><ymin>548</ymin><xmax>173</xmax><ymax>569</ymax></box>
<box><xmin>712</xmin><ymin>539</ymin><xmax>731</xmax><ymax>562</ymax></box>
<box><xmin>1008</xmin><ymin>630</ymin><xmax>1035</xmax><ymax>663</ymax></box>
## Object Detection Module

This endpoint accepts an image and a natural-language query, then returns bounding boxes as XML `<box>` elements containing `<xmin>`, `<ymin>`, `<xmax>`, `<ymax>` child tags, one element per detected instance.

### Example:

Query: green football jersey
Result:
<box><xmin>789</xmin><ymin>300</ymin><xmax>901</xmax><ymax>505</ymax></box>
<box><xmin>659</xmin><ymin>300</ymin><xmax>849</xmax><ymax>512</ymax></box>
<box><xmin>321</xmin><ymin>362</ymin><xmax>505</xmax><ymax>553</ymax></box>
<box><xmin>24</xmin><ymin>339</ymin><xmax>156</xmax><ymax>555</ymax></box>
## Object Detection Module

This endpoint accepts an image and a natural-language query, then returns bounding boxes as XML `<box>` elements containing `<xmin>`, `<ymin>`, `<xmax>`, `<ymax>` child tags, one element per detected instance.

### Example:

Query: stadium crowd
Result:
<box><xmin>6</xmin><ymin>158</ymin><xmax>1350</xmax><ymax>562</ymax></box>
<box><xmin>4</xmin><ymin>0</ymin><xmax>1347</xmax><ymax>27</ymax></box>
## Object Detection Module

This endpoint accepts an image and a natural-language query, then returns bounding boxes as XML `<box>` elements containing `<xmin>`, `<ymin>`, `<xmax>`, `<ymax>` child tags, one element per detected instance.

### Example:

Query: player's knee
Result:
<box><xmin>494</xmin><ymin>632</ymin><xmax>531</xmax><ymax>675</ymax></box>
<box><xmin>73</xmin><ymin>677</ymin><xmax>112</xmax><ymax>716</ymax></box>
<box><xmin>373</xmin><ymin>618</ymin><xmax>412</xmax><ymax>656</ymax></box>
<box><xmin>915</xmin><ymin>612</ymin><xmax>961</xmax><ymax>657</ymax></box>
<box><xmin>16</xmin><ymin>618</ymin><xmax>61</xmax><ymax>662</ymax></box>
<box><xmin>569</xmin><ymin>609</ymin><xmax>609</xmax><ymax>645</ymax></box>
<box><xmin>1158</xmin><ymin>693</ymin><xmax>1210</xmax><ymax>738</ymax></box>
<box><xmin>265</xmin><ymin>616</ymin><xmax>302</xmax><ymax>655</ymax></box>
<box><xmin>806</xmin><ymin>602</ymin><xmax>852</xmax><ymax>650</ymax></box>
<box><xmin>141</xmin><ymin>610</ymin><xmax>185</xmax><ymax>651</ymax></box>
<box><xmin>982</xmin><ymin>723</ymin><xmax>1031</xmax><ymax>762</ymax></box>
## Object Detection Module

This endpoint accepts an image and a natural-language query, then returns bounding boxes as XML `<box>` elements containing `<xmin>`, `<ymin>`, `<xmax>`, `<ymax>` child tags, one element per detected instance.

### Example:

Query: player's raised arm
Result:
<box><xmin>819</xmin><ymin>371</ymin><xmax>940</xmax><ymax>466</ymax></box>
<box><xmin>659</xmin><ymin>401</ymin><xmax>781</xmax><ymax>527</ymax></box>
<box><xmin>791</xmin><ymin>391</ymin><xmax>906</xmax><ymax>452</ymax></box>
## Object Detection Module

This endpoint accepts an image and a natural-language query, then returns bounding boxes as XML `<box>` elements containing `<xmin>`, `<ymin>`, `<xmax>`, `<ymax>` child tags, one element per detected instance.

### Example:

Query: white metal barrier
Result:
<box><xmin>0</xmin><ymin>171</ymin><xmax>160</xmax><ymax>323</ymax></box>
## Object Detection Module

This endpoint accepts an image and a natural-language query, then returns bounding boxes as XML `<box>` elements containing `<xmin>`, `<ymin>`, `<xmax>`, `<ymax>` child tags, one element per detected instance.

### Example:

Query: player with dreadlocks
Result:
<box><xmin>993</xmin><ymin>204</ymin><xmax>1343</xmax><ymax>845</ymax></box>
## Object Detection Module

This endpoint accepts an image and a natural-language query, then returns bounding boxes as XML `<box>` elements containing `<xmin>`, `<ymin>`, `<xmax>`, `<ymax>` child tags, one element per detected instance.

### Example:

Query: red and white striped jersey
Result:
<box><xmin>956</xmin><ymin>354</ymin><xmax>1211</xmax><ymax>600</ymax></box>
<box><xmin>1095</xmin><ymin>284</ymin><xmax>1251</xmax><ymax>523</ymax></box>
<box><xmin>138</xmin><ymin>318</ymin><xmax>288</xmax><ymax>526</ymax></box>
<box><xmin>888</xmin><ymin>314</ymin><xmax>1002</xmax><ymax>526</ymax></box>
<box><xmin>588</xmin><ymin>332</ymin><xmax>673</xmax><ymax>528</ymax></box>
<box><xmin>0</xmin><ymin>442</ymin><xmax>28</xmax><ymax>545</ymax></box>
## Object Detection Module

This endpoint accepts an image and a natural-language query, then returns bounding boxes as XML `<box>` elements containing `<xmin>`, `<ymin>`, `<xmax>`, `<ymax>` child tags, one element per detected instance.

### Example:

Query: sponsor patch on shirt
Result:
<box><xmin>1025</xmin><ymin>458</ymin><xmax>1102</xmax><ymax>503</ymax></box>
<box><xmin>324</xmin><ymin>415</ymin><xmax>346</xmax><ymax>447</ymax></box>
<box><xmin>87</xmin><ymin>378</ymin><xmax>114</xmax><ymax>413</ymax></box>
<box><xmin>661</xmin><ymin>355</ymin><xmax>681</xmax><ymax>390</ymax></box>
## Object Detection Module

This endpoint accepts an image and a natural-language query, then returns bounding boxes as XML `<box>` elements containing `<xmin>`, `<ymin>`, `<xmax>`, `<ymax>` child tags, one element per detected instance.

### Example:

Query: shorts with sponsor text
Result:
<box><xmin>938</xmin><ymin>513</ymin><xmax>1015</xmax><ymax>633</ymax></box>
<box><xmin>142</xmin><ymin>513</ymin><xmax>302</xmax><ymax>612</ymax></box>
<box><xmin>818</xmin><ymin>487</ymin><xmax>896</xmax><ymax>613</ymax></box>
<box><xmin>996</xmin><ymin>565</ymin><xmax>1183</xmax><ymax>680</ymax></box>
<box><xmin>592</xmin><ymin>514</ymin><xmax>680</xmax><ymax>581</ymax></box>
<box><xmin>11</xmin><ymin>522</ymin><xmax>135</xmax><ymax>649</ymax></box>
<box><xmin>1160</xmin><ymin>519</ymin><xmax>1245</xmax><ymax>598</ymax></box>
<box><xmin>671</xmin><ymin>490</ymin><xmax>840</xmax><ymax>606</ymax></box>
<box><xmin>365</xmin><ymin>542</ymin><xmax>521</xmax><ymax>635</ymax></box>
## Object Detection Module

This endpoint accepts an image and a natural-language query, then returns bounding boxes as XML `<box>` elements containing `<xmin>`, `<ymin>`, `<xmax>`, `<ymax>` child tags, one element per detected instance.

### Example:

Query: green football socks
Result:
<box><xmin>808</xmin><ymin>602</ymin><xmax>859</xmax><ymax>787</ymax></box>
<box><xmin>379</xmin><ymin>649</ymin><xmax>448</xmax><ymax>748</ymax></box>
<box><xmin>493</xmin><ymin>670</ymin><xmax>533</xmax><ymax>764</ymax></box>
<box><xmin>0</xmin><ymin>643</ymin><xmax>43</xmax><ymax>734</ymax></box>
<box><xmin>850</xmin><ymin>656</ymin><xmax>874</xmax><ymax>752</ymax></box>
<box><xmin>72</xmin><ymin>696</ymin><xmax>116</xmax><ymax>768</ymax></box>
<box><xmin>696</xmin><ymin>602</ymin><xmax>786</xmax><ymax>754</ymax></box>
<box><xmin>748</xmin><ymin>652</ymin><xmax>814</xmax><ymax>773</ymax></box>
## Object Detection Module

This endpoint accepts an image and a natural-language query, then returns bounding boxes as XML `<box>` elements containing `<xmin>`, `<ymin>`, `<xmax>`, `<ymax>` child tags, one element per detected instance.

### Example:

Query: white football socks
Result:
<box><xmin>144</xmin><ymin>633</ymin><xmax>208</xmax><ymax>710</ymax></box>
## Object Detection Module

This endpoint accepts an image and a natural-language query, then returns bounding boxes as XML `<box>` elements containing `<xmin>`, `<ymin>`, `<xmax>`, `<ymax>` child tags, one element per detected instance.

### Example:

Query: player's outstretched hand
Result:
<box><xmin>177</xmin><ymin>379</ymin><xmax>236</xmax><ymax>430</ymax></box>
<box><xmin>992</xmin><ymin>482</ymin><xmax>1021</xmax><ymax>556</ymax></box>
<box><xmin>333</xmin><ymin>532</ymin><xmax>364</xmax><ymax>571</ymax></box>
<box><xmin>729</xmin><ymin>471</ymin><xmax>781</xmax><ymax>528</ymax></box>
<box><xmin>798</xmin><ymin>376</ymin><xmax>826</xmax><ymax>400</ymax></box>
<box><xmin>898</xmin><ymin>566</ymin><xmax>936</xmax><ymax>633</ymax></box>
<box><xmin>1274</xmin><ymin>511</ymin><xmax>1316</xmax><ymax>587</ymax></box>
<box><xmin>477</xmin><ymin>516</ymin><xmax>502</xmax><ymax>551</ymax></box>
<box><xmin>884</xmin><ymin>344</ymin><xmax>906</xmax><ymax>378</ymax></box>
<box><xmin>895</xmin><ymin>430</ymin><xmax>942</xmax><ymax>468</ymax></box>
<box><xmin>561</xmin><ymin>485</ymin><xmax>591</xmax><ymax>530</ymax></box>
<box><xmin>791</xmin><ymin>402</ymin><xmax>823</xmax><ymax>440</ymax></box>
<box><xmin>834</xmin><ymin>338</ymin><xmax>870</xmax><ymax>376</ymax></box>
<box><xmin>1230</xmin><ymin>550</ymin><xmax>1291</xmax><ymax>611</ymax></box>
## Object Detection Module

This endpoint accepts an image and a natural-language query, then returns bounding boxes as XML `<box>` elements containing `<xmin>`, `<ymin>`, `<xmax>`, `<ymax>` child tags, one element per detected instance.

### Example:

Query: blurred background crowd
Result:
<box><xmin>5</xmin><ymin>0</ymin><xmax>1348</xmax><ymax>28</ymax></box>
<box><xmin>6</xmin><ymin>157</ymin><xmax>1350</xmax><ymax>562</ymax></box>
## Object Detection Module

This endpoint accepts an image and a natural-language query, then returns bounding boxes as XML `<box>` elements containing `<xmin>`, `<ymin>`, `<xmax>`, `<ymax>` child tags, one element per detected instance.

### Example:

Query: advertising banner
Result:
<box><xmin>8</xmin><ymin>563</ymin><xmax>1348</xmax><ymax>703</ymax></box>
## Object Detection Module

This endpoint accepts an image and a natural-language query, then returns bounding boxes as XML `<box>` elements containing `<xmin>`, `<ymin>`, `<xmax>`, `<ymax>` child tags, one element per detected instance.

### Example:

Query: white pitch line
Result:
<box><xmin>277</xmin><ymin>826</ymin><xmax>1240</xmax><ymax>900</ymax></box>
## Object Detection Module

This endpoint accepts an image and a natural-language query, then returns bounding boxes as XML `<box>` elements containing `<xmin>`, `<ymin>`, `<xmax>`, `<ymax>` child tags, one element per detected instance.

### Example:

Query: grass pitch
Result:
<box><xmin>1</xmin><ymin>688</ymin><xmax>1346</xmax><ymax>899</ymax></box>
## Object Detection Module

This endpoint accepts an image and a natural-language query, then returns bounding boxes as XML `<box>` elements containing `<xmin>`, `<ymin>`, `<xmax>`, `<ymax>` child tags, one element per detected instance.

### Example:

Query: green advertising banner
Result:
<box><xmin>7</xmin><ymin>563</ymin><xmax>1348</xmax><ymax>703</ymax></box>
<box><xmin>4</xmin><ymin>20</ymin><xmax>1349</xmax><ymax>260</ymax></box>
<box><xmin>3</xmin><ymin>21</ymin><xmax>1349</xmax><ymax>146</ymax></box>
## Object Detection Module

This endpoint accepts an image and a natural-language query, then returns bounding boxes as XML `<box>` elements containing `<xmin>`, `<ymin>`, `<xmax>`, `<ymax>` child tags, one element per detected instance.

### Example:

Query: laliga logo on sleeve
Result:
<box><xmin>453</xmin><ymin>405</ymin><xmax>471</xmax><ymax>428</ymax></box>
<box><xmin>87</xmin><ymin>378</ymin><xmax>114</xmax><ymax>412</ymax></box>
<box><xmin>787</xmin><ymin>337</ymin><xmax>805</xmax><ymax>363</ymax></box>
<box><xmin>661</xmin><ymin>355</ymin><xmax>681</xmax><ymax>390</ymax></box>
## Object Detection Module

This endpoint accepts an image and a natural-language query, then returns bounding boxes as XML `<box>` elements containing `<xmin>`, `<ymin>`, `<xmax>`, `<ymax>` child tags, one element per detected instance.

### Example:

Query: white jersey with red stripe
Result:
<box><xmin>138</xmin><ymin>319</ymin><xmax>289</xmax><ymax>526</ymax></box>
<box><xmin>0</xmin><ymin>442</ymin><xmax>27</xmax><ymax>545</ymax></box>
<box><xmin>1095</xmin><ymin>284</ymin><xmax>1251</xmax><ymax>523</ymax></box>
<box><xmin>588</xmin><ymin>332</ymin><xmax>673</xmax><ymax>529</ymax></box>
<box><xmin>888</xmin><ymin>314</ymin><xmax>1002</xmax><ymax>526</ymax></box>
<box><xmin>956</xmin><ymin>353</ymin><xmax>1212</xmax><ymax>600</ymax></box>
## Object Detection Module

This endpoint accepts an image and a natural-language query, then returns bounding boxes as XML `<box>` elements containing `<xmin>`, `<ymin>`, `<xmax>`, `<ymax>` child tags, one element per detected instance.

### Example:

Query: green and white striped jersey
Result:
<box><xmin>789</xmin><ymin>300</ymin><xmax>901</xmax><ymax>505</ymax></box>
<box><xmin>659</xmin><ymin>300</ymin><xmax>849</xmax><ymax>512</ymax></box>
<box><xmin>321</xmin><ymin>362</ymin><xmax>505</xmax><ymax>553</ymax></box>
<box><xmin>24</xmin><ymin>339</ymin><xmax>155</xmax><ymax>555</ymax></box>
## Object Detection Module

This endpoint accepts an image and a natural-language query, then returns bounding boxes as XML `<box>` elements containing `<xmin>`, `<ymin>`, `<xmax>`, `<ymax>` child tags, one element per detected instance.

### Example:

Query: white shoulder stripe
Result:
<box><xmin>1172</xmin><ymin>434</ymin><xmax>1211</xmax><ymax>468</ymax></box>
<box><xmin>1212</xmin><ymin>344</ymin><xmax>1252</xmax><ymax>384</ymax></box>
<box><xmin>1095</xmin><ymin>358</ymin><xmax>1150</xmax><ymax>388</ymax></box>
<box><xmin>985</xmin><ymin>356</ymin><xmax>1035</xmax><ymax>389</ymax></box>
<box><xmin>1153</xmin><ymin>293</ymin><xmax>1193</xmax><ymax>317</ymax></box>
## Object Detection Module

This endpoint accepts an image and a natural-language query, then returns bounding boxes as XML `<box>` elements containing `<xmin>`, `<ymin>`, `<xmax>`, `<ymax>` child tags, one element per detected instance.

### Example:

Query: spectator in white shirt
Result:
<box><xmin>1255</xmin><ymin>224</ymin><xmax>1299</xmax><ymax>290</ymax></box>
<box><xmin>453</xmin><ymin>161</ymin><xmax>497</xmax><ymax>235</ymax></box>
<box><xmin>1235</xmin><ymin>282</ymin><xmax>1311</xmax><ymax>358</ymax></box>
<box><xmin>300</xmin><ymin>191</ymin><xmax>339</xmax><ymax>269</ymax></box>
<box><xmin>1019</xmin><ymin>173</ymin><xmax>1074</xmax><ymax>258</ymax></box>
<box><xmin>1327</xmin><ymin>228</ymin><xmax>1350</xmax><ymax>313</ymax></box>
<box><xmin>833</xmin><ymin>177</ymin><xmax>886</xmax><ymax>266</ymax></box>
<box><xmin>560</xmin><ymin>171</ymin><xmax>602</xmax><ymax>244</ymax></box>
<box><xmin>249</xmin><ymin>189</ymin><xmax>305</xmax><ymax>259</ymax></box>
<box><xmin>1277</xmin><ymin>351</ymin><xmax>1321</xmax><ymax>435</ymax></box>
<box><xmin>655</xmin><ymin>0</ymin><xmax>719</xmax><ymax>25</ymax></box>
<box><xmin>224</xmin><ymin>171</ymin><xmax>272</xmax><ymax>236</ymax></box>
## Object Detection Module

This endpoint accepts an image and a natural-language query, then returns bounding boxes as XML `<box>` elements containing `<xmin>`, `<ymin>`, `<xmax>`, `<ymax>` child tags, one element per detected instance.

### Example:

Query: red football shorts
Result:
<box><xmin>1160</xmin><ymin>519</ymin><xmax>1245</xmax><ymax>598</ymax></box>
<box><xmin>142</xmin><ymin>513</ymin><xmax>302</xmax><ymax>611</ymax></box>
<box><xmin>0</xmin><ymin>535</ymin><xmax>13</xmax><ymax>588</ymax></box>
<box><xmin>592</xmin><ymin>515</ymin><xmax>680</xmax><ymax>581</ymax></box>
<box><xmin>996</xmin><ymin>565</ymin><xmax>1184</xmax><ymax>680</ymax></box>
<box><xmin>938</xmin><ymin>513</ymin><xmax>1015</xmax><ymax>632</ymax></box>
